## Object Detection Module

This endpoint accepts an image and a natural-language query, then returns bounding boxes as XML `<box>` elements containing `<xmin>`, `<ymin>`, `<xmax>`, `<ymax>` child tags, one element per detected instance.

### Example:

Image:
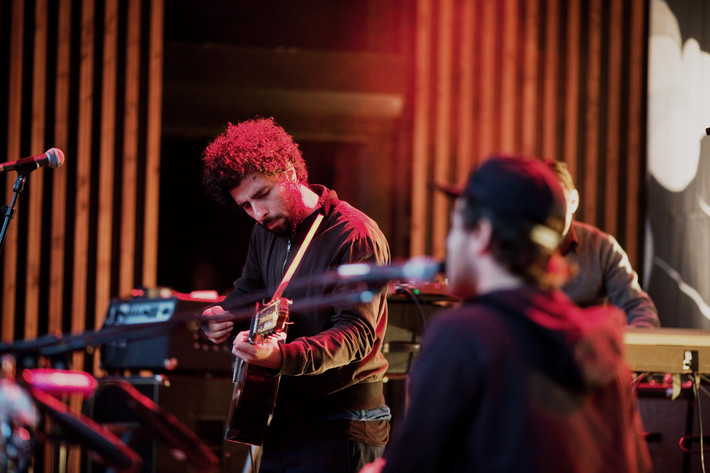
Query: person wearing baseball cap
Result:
<box><xmin>361</xmin><ymin>155</ymin><xmax>651</xmax><ymax>473</ymax></box>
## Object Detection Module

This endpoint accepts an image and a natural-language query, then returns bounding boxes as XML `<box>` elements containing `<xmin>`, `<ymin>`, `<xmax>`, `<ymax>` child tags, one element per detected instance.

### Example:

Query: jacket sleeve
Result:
<box><xmin>599</xmin><ymin>234</ymin><xmax>660</xmax><ymax>328</ymax></box>
<box><xmin>278</xmin><ymin>230</ymin><xmax>390</xmax><ymax>377</ymax></box>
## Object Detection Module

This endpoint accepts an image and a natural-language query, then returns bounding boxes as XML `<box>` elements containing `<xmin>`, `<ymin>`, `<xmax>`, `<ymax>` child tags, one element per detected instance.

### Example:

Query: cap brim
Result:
<box><xmin>428</xmin><ymin>181</ymin><xmax>462</xmax><ymax>198</ymax></box>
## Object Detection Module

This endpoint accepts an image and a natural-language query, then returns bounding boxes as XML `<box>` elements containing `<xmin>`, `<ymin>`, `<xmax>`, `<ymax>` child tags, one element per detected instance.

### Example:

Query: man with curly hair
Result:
<box><xmin>201</xmin><ymin>117</ymin><xmax>391</xmax><ymax>473</ymax></box>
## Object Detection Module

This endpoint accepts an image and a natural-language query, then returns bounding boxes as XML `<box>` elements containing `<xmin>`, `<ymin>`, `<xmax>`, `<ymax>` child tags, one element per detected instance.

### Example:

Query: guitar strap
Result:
<box><xmin>270</xmin><ymin>212</ymin><xmax>324</xmax><ymax>303</ymax></box>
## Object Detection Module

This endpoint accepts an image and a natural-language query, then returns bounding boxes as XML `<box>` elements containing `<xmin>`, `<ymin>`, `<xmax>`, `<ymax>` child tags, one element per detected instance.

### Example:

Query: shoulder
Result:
<box><xmin>426</xmin><ymin>302</ymin><xmax>514</xmax><ymax>348</ymax></box>
<box><xmin>316</xmin><ymin>185</ymin><xmax>380</xmax><ymax>236</ymax></box>
<box><xmin>327</xmin><ymin>199</ymin><xmax>388</xmax><ymax>243</ymax></box>
<box><xmin>317</xmin><ymin>195</ymin><xmax>390</xmax><ymax>264</ymax></box>
<box><xmin>572</xmin><ymin>221</ymin><xmax>620</xmax><ymax>250</ymax></box>
<box><xmin>573</xmin><ymin>221</ymin><xmax>608</xmax><ymax>239</ymax></box>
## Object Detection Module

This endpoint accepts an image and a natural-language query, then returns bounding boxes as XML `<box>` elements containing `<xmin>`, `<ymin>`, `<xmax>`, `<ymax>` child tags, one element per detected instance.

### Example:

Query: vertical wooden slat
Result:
<box><xmin>2</xmin><ymin>0</ymin><xmax>23</xmax><ymax>342</ymax></box>
<box><xmin>71</xmin><ymin>0</ymin><xmax>95</xmax><ymax>373</ymax></box>
<box><xmin>542</xmin><ymin>0</ymin><xmax>559</xmax><ymax>160</ymax></box>
<box><xmin>626</xmin><ymin>0</ymin><xmax>647</xmax><ymax>268</ymax></box>
<box><xmin>605</xmin><ymin>0</ymin><xmax>624</xmax><ymax>237</ymax></box>
<box><xmin>69</xmin><ymin>1</ymin><xmax>96</xmax><ymax>469</ymax></box>
<box><xmin>455</xmin><ymin>0</ymin><xmax>474</xmax><ymax>181</ymax></box>
<box><xmin>49</xmin><ymin>0</ymin><xmax>71</xmax><ymax>335</ymax></box>
<box><xmin>477</xmin><ymin>0</ymin><xmax>496</xmax><ymax>159</ymax></box>
<box><xmin>25</xmin><ymin>0</ymin><xmax>49</xmax><ymax>341</ymax></box>
<box><xmin>142</xmin><ymin>0</ymin><xmax>164</xmax><ymax>287</ymax></box>
<box><xmin>582</xmin><ymin>0</ymin><xmax>602</xmax><ymax>223</ymax></box>
<box><xmin>563</xmin><ymin>0</ymin><xmax>581</xmax><ymax>179</ymax></box>
<box><xmin>432</xmin><ymin>0</ymin><xmax>454</xmax><ymax>258</ymax></box>
<box><xmin>499</xmin><ymin>0</ymin><xmax>517</xmax><ymax>151</ymax></box>
<box><xmin>119</xmin><ymin>0</ymin><xmax>140</xmax><ymax>296</ymax></box>
<box><xmin>521</xmin><ymin>0</ymin><xmax>540</xmax><ymax>156</ymax></box>
<box><xmin>94</xmin><ymin>0</ymin><xmax>118</xmax><ymax>374</ymax></box>
<box><xmin>410</xmin><ymin>0</ymin><xmax>433</xmax><ymax>256</ymax></box>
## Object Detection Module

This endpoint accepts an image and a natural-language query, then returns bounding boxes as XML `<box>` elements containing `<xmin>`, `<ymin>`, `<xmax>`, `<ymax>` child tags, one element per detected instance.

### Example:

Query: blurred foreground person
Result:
<box><xmin>361</xmin><ymin>155</ymin><xmax>651</xmax><ymax>473</ymax></box>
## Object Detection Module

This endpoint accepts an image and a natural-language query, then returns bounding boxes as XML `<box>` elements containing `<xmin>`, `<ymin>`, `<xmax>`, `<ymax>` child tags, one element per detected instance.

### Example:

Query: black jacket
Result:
<box><xmin>220</xmin><ymin>185</ymin><xmax>391</xmax><ymax>430</ymax></box>
<box><xmin>382</xmin><ymin>287</ymin><xmax>652</xmax><ymax>473</ymax></box>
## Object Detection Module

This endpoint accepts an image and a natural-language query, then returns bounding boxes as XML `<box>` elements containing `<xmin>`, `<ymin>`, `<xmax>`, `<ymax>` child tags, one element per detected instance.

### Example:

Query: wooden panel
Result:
<box><xmin>25</xmin><ymin>0</ymin><xmax>48</xmax><ymax>341</ymax></box>
<box><xmin>499</xmin><ymin>0</ymin><xmax>518</xmax><ymax>151</ymax></box>
<box><xmin>582</xmin><ymin>0</ymin><xmax>603</xmax><ymax>224</ymax></box>
<box><xmin>432</xmin><ymin>0</ymin><xmax>454</xmax><ymax>258</ymax></box>
<box><xmin>0</xmin><ymin>2</ymin><xmax>164</xmax><ymax>470</ymax></box>
<box><xmin>410</xmin><ymin>0</ymin><xmax>649</xmax><ymax>274</ymax></box>
<box><xmin>411</xmin><ymin>0</ymin><xmax>433</xmax><ymax>257</ymax></box>
<box><xmin>48</xmin><ymin>0</ymin><xmax>71</xmax><ymax>335</ymax></box>
<box><xmin>0</xmin><ymin>0</ymin><xmax>164</xmax><ymax>355</ymax></box>
<box><xmin>3</xmin><ymin>0</ymin><xmax>23</xmax><ymax>342</ymax></box>
<box><xmin>542</xmin><ymin>0</ymin><xmax>559</xmax><ymax>161</ymax></box>
<box><xmin>625</xmin><ymin>0</ymin><xmax>648</xmax><ymax>266</ymax></box>
<box><xmin>563</xmin><ymin>0</ymin><xmax>582</xmax><ymax>182</ymax></box>
<box><xmin>520</xmin><ymin>0</ymin><xmax>540</xmax><ymax>155</ymax></box>
<box><xmin>477</xmin><ymin>0</ymin><xmax>497</xmax><ymax>160</ymax></box>
<box><xmin>143</xmin><ymin>0</ymin><xmax>164</xmax><ymax>287</ymax></box>
<box><xmin>72</xmin><ymin>0</ymin><xmax>95</xmax><ymax>349</ymax></box>
<box><xmin>605</xmin><ymin>0</ymin><xmax>624</xmax><ymax>237</ymax></box>
<box><xmin>120</xmin><ymin>0</ymin><xmax>140</xmax><ymax>296</ymax></box>
<box><xmin>94</xmin><ymin>0</ymin><xmax>118</xmax><ymax>375</ymax></box>
<box><xmin>455</xmin><ymin>0</ymin><xmax>475</xmax><ymax>183</ymax></box>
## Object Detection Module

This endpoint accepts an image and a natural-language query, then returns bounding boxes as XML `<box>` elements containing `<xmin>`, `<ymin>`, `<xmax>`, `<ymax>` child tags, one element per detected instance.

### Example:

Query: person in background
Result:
<box><xmin>361</xmin><ymin>155</ymin><xmax>652</xmax><ymax>473</ymax></box>
<box><xmin>201</xmin><ymin>117</ymin><xmax>391</xmax><ymax>473</ymax></box>
<box><xmin>545</xmin><ymin>159</ymin><xmax>659</xmax><ymax>328</ymax></box>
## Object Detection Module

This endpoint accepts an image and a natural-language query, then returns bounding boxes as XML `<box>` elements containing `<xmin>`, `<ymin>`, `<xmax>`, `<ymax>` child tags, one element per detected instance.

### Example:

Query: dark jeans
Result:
<box><xmin>258</xmin><ymin>423</ymin><xmax>386</xmax><ymax>473</ymax></box>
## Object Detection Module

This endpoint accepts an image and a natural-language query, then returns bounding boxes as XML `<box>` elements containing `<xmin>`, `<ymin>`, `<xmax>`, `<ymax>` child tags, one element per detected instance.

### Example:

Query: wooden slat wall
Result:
<box><xmin>0</xmin><ymin>0</ymin><xmax>163</xmax><ymax>377</ymax></box>
<box><xmin>411</xmin><ymin>0</ymin><xmax>649</xmax><ymax>271</ymax></box>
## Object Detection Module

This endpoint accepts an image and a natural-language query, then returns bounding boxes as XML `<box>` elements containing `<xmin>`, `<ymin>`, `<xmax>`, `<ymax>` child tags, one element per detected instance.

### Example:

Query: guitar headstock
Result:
<box><xmin>248</xmin><ymin>297</ymin><xmax>292</xmax><ymax>344</ymax></box>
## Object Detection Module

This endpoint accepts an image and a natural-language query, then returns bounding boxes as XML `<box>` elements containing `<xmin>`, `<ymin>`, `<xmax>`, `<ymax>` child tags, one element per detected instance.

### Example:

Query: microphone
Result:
<box><xmin>336</xmin><ymin>256</ymin><xmax>444</xmax><ymax>285</ymax></box>
<box><xmin>0</xmin><ymin>148</ymin><xmax>65</xmax><ymax>173</ymax></box>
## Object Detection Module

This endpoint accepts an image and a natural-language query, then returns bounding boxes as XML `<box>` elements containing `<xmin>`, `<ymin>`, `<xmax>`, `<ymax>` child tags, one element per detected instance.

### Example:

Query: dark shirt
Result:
<box><xmin>381</xmin><ymin>287</ymin><xmax>652</xmax><ymax>473</ymax></box>
<box><xmin>560</xmin><ymin>221</ymin><xmax>660</xmax><ymax>328</ymax></box>
<box><xmin>220</xmin><ymin>185</ymin><xmax>391</xmax><ymax>442</ymax></box>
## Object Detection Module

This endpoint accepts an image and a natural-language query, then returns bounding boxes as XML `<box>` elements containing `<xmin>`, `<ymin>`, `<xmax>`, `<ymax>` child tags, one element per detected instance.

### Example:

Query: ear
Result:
<box><xmin>471</xmin><ymin>218</ymin><xmax>494</xmax><ymax>254</ymax></box>
<box><xmin>285</xmin><ymin>164</ymin><xmax>298</xmax><ymax>184</ymax></box>
<box><xmin>568</xmin><ymin>189</ymin><xmax>580</xmax><ymax>214</ymax></box>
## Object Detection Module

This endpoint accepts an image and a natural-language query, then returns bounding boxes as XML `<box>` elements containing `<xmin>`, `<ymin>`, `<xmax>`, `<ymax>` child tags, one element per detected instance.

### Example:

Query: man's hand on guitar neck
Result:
<box><xmin>202</xmin><ymin>305</ymin><xmax>234</xmax><ymax>344</ymax></box>
<box><xmin>233</xmin><ymin>330</ymin><xmax>285</xmax><ymax>371</ymax></box>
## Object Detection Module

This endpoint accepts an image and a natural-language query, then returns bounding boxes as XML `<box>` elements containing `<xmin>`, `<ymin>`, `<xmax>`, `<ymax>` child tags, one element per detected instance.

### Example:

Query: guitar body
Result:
<box><xmin>224</xmin><ymin>298</ymin><xmax>291</xmax><ymax>446</ymax></box>
<box><xmin>224</xmin><ymin>358</ymin><xmax>281</xmax><ymax>445</ymax></box>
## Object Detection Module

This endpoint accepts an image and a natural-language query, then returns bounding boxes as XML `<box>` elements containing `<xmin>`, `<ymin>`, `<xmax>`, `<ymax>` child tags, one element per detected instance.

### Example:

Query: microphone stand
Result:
<box><xmin>0</xmin><ymin>173</ymin><xmax>28</xmax><ymax>255</ymax></box>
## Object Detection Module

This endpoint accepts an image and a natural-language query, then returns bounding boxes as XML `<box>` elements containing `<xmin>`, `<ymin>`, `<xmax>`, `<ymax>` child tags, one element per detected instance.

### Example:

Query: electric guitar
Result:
<box><xmin>224</xmin><ymin>297</ymin><xmax>291</xmax><ymax>446</ymax></box>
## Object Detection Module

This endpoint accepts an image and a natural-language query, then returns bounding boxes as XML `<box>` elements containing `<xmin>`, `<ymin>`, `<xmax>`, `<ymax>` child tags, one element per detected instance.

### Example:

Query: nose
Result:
<box><xmin>252</xmin><ymin>202</ymin><xmax>268</xmax><ymax>223</ymax></box>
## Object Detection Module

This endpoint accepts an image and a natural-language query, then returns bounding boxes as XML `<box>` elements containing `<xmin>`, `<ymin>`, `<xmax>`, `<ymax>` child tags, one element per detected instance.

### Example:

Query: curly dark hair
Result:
<box><xmin>201</xmin><ymin>117</ymin><xmax>309</xmax><ymax>207</ymax></box>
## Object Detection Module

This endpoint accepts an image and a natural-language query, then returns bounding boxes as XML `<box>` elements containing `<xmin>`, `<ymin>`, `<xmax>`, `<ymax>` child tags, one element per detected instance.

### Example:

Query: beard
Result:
<box><xmin>264</xmin><ymin>215</ymin><xmax>298</xmax><ymax>237</ymax></box>
<box><xmin>262</xmin><ymin>181</ymin><xmax>310</xmax><ymax>237</ymax></box>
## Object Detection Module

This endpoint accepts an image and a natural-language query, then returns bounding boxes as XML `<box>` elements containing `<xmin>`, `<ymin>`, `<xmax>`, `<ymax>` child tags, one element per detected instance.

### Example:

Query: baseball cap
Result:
<box><xmin>433</xmin><ymin>155</ymin><xmax>567</xmax><ymax>249</ymax></box>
